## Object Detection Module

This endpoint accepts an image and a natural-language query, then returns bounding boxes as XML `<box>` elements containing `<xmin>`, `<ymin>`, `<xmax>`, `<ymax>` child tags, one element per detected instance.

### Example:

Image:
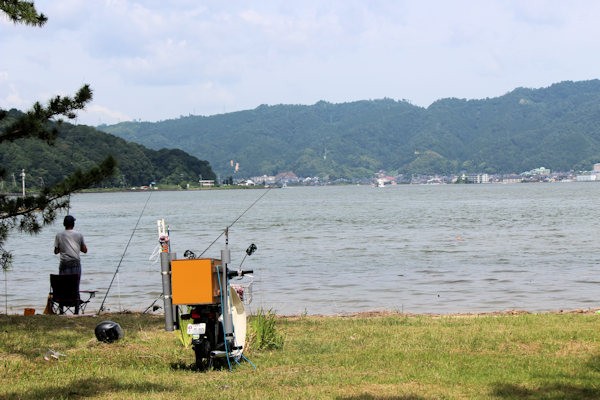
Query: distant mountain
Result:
<box><xmin>99</xmin><ymin>80</ymin><xmax>600</xmax><ymax>179</ymax></box>
<box><xmin>0</xmin><ymin>110</ymin><xmax>216</xmax><ymax>189</ymax></box>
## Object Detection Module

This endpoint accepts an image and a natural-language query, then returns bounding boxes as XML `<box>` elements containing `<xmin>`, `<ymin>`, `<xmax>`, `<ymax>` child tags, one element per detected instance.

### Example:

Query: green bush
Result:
<box><xmin>247</xmin><ymin>308</ymin><xmax>284</xmax><ymax>350</ymax></box>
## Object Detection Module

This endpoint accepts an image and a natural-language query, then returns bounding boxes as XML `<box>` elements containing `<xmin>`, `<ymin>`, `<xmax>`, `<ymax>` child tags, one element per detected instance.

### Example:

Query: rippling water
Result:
<box><xmin>3</xmin><ymin>183</ymin><xmax>600</xmax><ymax>315</ymax></box>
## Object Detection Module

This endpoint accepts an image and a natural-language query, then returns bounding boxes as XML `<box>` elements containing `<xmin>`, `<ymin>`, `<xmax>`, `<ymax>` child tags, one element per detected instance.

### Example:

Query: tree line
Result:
<box><xmin>102</xmin><ymin>79</ymin><xmax>600</xmax><ymax>179</ymax></box>
<box><xmin>1</xmin><ymin>109</ymin><xmax>216</xmax><ymax>191</ymax></box>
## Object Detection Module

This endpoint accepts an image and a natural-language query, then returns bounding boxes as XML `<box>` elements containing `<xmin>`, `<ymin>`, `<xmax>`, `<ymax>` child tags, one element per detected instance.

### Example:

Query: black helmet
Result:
<box><xmin>95</xmin><ymin>321</ymin><xmax>124</xmax><ymax>343</ymax></box>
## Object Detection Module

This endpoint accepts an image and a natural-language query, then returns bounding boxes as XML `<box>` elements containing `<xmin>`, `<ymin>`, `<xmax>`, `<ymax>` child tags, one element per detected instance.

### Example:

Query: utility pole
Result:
<box><xmin>21</xmin><ymin>169</ymin><xmax>25</xmax><ymax>197</ymax></box>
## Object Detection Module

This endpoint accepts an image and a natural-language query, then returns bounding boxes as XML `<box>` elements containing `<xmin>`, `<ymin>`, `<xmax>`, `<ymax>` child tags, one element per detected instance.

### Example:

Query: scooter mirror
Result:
<box><xmin>246</xmin><ymin>243</ymin><xmax>257</xmax><ymax>256</ymax></box>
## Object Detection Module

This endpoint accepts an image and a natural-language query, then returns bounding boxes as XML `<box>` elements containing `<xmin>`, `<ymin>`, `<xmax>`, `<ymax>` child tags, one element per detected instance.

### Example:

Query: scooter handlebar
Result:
<box><xmin>227</xmin><ymin>269</ymin><xmax>253</xmax><ymax>278</ymax></box>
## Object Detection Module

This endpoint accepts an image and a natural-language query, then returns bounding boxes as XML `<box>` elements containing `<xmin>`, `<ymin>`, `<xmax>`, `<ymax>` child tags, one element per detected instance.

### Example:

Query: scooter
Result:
<box><xmin>158</xmin><ymin>220</ymin><xmax>255</xmax><ymax>371</ymax></box>
<box><xmin>180</xmin><ymin>261</ymin><xmax>254</xmax><ymax>370</ymax></box>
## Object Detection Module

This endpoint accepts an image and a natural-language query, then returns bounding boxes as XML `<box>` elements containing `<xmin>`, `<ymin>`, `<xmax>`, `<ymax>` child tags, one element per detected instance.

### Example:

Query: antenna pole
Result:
<box><xmin>220</xmin><ymin>227</ymin><xmax>234</xmax><ymax>347</ymax></box>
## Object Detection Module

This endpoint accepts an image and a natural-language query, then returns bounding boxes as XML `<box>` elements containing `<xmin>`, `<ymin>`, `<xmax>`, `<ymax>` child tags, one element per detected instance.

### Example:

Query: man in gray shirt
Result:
<box><xmin>54</xmin><ymin>215</ymin><xmax>88</xmax><ymax>284</ymax></box>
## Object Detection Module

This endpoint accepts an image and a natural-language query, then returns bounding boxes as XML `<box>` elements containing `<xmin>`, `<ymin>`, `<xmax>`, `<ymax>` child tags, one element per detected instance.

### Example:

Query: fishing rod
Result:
<box><xmin>143</xmin><ymin>186</ymin><xmax>273</xmax><ymax>314</ymax></box>
<box><xmin>97</xmin><ymin>191</ymin><xmax>153</xmax><ymax>315</ymax></box>
<box><xmin>197</xmin><ymin>186</ymin><xmax>273</xmax><ymax>258</ymax></box>
<box><xmin>143</xmin><ymin>293</ymin><xmax>163</xmax><ymax>314</ymax></box>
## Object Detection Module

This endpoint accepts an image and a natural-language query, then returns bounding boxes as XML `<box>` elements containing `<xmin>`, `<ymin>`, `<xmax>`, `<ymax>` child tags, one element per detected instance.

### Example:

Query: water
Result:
<box><xmin>3</xmin><ymin>183</ymin><xmax>600</xmax><ymax>315</ymax></box>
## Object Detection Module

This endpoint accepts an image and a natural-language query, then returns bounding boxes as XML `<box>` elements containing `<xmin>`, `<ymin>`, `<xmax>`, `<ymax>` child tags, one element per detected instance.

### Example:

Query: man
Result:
<box><xmin>54</xmin><ymin>215</ymin><xmax>88</xmax><ymax>282</ymax></box>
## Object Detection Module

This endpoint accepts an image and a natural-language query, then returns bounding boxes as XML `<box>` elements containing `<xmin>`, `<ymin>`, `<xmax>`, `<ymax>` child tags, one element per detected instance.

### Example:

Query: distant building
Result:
<box><xmin>275</xmin><ymin>171</ymin><xmax>299</xmax><ymax>184</ymax></box>
<box><xmin>464</xmin><ymin>173</ymin><xmax>490</xmax><ymax>184</ymax></box>
<box><xmin>501</xmin><ymin>175</ymin><xmax>522</xmax><ymax>184</ymax></box>
<box><xmin>576</xmin><ymin>174</ymin><xmax>597</xmax><ymax>182</ymax></box>
<box><xmin>525</xmin><ymin>167</ymin><xmax>551</xmax><ymax>176</ymax></box>
<box><xmin>199</xmin><ymin>179</ymin><xmax>215</xmax><ymax>187</ymax></box>
<box><xmin>251</xmin><ymin>175</ymin><xmax>277</xmax><ymax>186</ymax></box>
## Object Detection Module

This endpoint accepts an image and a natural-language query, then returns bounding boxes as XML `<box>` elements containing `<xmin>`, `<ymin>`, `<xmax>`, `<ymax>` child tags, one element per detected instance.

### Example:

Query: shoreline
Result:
<box><xmin>276</xmin><ymin>307</ymin><xmax>600</xmax><ymax>318</ymax></box>
<box><xmin>5</xmin><ymin>306</ymin><xmax>600</xmax><ymax>318</ymax></box>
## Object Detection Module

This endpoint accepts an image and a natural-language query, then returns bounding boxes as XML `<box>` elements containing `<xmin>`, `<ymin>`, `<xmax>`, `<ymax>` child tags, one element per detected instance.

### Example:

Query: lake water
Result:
<box><xmin>3</xmin><ymin>183</ymin><xmax>600</xmax><ymax>316</ymax></box>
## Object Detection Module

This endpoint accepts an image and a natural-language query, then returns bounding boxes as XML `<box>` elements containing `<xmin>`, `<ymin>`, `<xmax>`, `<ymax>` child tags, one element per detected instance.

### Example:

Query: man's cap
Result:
<box><xmin>63</xmin><ymin>215</ymin><xmax>76</xmax><ymax>226</ymax></box>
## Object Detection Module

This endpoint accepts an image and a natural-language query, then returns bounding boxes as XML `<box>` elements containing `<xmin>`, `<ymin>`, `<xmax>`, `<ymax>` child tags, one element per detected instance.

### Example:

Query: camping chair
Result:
<box><xmin>49</xmin><ymin>274</ymin><xmax>97</xmax><ymax>315</ymax></box>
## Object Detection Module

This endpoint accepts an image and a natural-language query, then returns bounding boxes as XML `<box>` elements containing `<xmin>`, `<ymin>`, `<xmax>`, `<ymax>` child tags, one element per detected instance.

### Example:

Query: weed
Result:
<box><xmin>247</xmin><ymin>308</ymin><xmax>284</xmax><ymax>350</ymax></box>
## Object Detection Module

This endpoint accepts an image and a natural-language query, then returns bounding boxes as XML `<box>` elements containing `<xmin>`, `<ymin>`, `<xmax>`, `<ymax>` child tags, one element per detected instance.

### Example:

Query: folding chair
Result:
<box><xmin>49</xmin><ymin>274</ymin><xmax>97</xmax><ymax>315</ymax></box>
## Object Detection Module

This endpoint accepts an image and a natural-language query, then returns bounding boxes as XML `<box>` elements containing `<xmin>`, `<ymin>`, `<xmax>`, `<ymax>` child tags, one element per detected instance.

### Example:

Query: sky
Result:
<box><xmin>1</xmin><ymin>0</ymin><xmax>600</xmax><ymax>126</ymax></box>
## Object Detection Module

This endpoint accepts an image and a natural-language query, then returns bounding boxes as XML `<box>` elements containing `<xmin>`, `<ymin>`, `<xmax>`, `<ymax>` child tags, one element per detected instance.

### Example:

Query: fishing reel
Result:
<box><xmin>183</xmin><ymin>250</ymin><xmax>196</xmax><ymax>259</ymax></box>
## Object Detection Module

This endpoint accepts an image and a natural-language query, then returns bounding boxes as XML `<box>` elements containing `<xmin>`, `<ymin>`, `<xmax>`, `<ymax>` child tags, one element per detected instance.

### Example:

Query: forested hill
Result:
<box><xmin>99</xmin><ymin>79</ymin><xmax>600</xmax><ymax>179</ymax></box>
<box><xmin>0</xmin><ymin>110</ymin><xmax>216</xmax><ymax>190</ymax></box>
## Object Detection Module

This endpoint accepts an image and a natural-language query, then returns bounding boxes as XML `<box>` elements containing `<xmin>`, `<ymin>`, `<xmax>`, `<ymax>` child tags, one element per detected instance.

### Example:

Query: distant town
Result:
<box><xmin>237</xmin><ymin>164</ymin><xmax>600</xmax><ymax>187</ymax></box>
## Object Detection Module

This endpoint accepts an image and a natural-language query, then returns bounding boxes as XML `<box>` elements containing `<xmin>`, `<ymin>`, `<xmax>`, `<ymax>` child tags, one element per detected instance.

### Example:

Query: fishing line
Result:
<box><xmin>97</xmin><ymin>190</ymin><xmax>153</xmax><ymax>315</ymax></box>
<box><xmin>143</xmin><ymin>186</ymin><xmax>273</xmax><ymax>312</ymax></box>
<box><xmin>197</xmin><ymin>186</ymin><xmax>273</xmax><ymax>258</ymax></box>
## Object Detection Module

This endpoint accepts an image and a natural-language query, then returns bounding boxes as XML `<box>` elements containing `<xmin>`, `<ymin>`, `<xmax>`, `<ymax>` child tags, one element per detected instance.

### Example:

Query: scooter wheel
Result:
<box><xmin>193</xmin><ymin>340</ymin><xmax>211</xmax><ymax>371</ymax></box>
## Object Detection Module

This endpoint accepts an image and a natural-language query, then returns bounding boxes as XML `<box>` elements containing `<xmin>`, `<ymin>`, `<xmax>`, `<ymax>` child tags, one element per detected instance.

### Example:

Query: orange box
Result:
<box><xmin>171</xmin><ymin>258</ymin><xmax>221</xmax><ymax>305</ymax></box>
<box><xmin>24</xmin><ymin>308</ymin><xmax>35</xmax><ymax>316</ymax></box>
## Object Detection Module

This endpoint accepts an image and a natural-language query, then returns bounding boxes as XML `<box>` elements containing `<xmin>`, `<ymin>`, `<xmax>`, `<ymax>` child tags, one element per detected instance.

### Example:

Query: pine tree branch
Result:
<box><xmin>0</xmin><ymin>0</ymin><xmax>47</xmax><ymax>26</ymax></box>
<box><xmin>0</xmin><ymin>85</ymin><xmax>93</xmax><ymax>144</ymax></box>
<box><xmin>0</xmin><ymin>2</ymin><xmax>108</xmax><ymax>271</ymax></box>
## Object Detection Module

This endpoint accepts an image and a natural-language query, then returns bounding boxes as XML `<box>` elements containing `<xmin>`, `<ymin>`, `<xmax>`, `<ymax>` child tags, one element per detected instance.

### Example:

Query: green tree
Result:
<box><xmin>0</xmin><ymin>1</ymin><xmax>117</xmax><ymax>270</ymax></box>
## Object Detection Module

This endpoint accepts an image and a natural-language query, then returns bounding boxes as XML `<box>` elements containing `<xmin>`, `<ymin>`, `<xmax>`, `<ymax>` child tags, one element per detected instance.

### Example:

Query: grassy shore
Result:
<box><xmin>2</xmin><ymin>311</ymin><xmax>600</xmax><ymax>399</ymax></box>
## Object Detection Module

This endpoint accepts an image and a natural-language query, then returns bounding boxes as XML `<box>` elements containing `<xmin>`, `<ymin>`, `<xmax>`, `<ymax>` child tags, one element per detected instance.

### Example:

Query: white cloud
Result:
<box><xmin>1</xmin><ymin>0</ymin><xmax>600</xmax><ymax>125</ymax></box>
<box><xmin>80</xmin><ymin>104</ymin><xmax>132</xmax><ymax>126</ymax></box>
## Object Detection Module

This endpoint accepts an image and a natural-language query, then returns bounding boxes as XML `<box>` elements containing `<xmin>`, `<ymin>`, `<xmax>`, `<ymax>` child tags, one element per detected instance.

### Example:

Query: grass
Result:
<box><xmin>247</xmin><ymin>308</ymin><xmax>284</xmax><ymax>351</ymax></box>
<box><xmin>2</xmin><ymin>311</ymin><xmax>600</xmax><ymax>399</ymax></box>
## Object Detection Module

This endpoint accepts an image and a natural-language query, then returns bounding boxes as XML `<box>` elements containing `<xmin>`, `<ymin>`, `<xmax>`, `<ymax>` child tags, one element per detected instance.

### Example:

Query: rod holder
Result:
<box><xmin>161</xmin><ymin>252</ymin><xmax>176</xmax><ymax>331</ymax></box>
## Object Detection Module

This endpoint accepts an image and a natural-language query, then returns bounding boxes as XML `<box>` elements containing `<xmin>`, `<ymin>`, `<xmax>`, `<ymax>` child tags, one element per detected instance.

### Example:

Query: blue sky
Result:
<box><xmin>1</xmin><ymin>0</ymin><xmax>599</xmax><ymax>126</ymax></box>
